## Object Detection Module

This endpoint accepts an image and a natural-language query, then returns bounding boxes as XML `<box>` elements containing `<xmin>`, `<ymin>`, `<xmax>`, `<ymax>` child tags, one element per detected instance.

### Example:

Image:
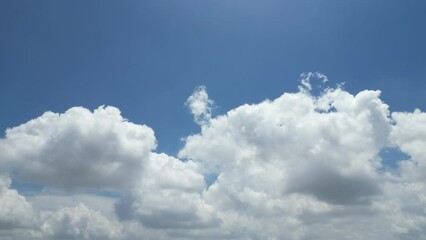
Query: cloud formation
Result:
<box><xmin>185</xmin><ymin>86</ymin><xmax>214</xmax><ymax>125</ymax></box>
<box><xmin>0</xmin><ymin>176</ymin><xmax>34</xmax><ymax>230</ymax></box>
<box><xmin>1</xmin><ymin>76</ymin><xmax>426</xmax><ymax>239</ymax></box>
<box><xmin>0</xmin><ymin>106</ymin><xmax>156</xmax><ymax>189</ymax></box>
<box><xmin>115</xmin><ymin>153</ymin><xmax>219</xmax><ymax>231</ymax></box>
<box><xmin>39</xmin><ymin>203</ymin><xmax>122</xmax><ymax>240</ymax></box>
<box><xmin>180</xmin><ymin>86</ymin><xmax>389</xmax><ymax>206</ymax></box>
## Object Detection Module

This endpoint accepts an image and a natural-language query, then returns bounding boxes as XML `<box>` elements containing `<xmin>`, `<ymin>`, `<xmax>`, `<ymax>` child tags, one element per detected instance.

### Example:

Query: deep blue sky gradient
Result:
<box><xmin>1</xmin><ymin>0</ymin><xmax>426</xmax><ymax>154</ymax></box>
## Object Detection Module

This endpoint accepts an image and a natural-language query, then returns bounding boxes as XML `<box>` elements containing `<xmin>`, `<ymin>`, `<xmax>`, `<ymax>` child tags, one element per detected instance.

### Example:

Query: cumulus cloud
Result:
<box><xmin>2</xmin><ymin>78</ymin><xmax>426</xmax><ymax>239</ymax></box>
<box><xmin>115</xmin><ymin>153</ymin><xmax>220</xmax><ymax>231</ymax></box>
<box><xmin>28</xmin><ymin>193</ymin><xmax>118</xmax><ymax>218</ymax></box>
<box><xmin>0</xmin><ymin>106</ymin><xmax>156</xmax><ymax>189</ymax></box>
<box><xmin>177</xmin><ymin>83</ymin><xmax>411</xmax><ymax>239</ymax></box>
<box><xmin>180</xmin><ymin>86</ymin><xmax>389</xmax><ymax>206</ymax></box>
<box><xmin>0</xmin><ymin>176</ymin><xmax>35</xmax><ymax>230</ymax></box>
<box><xmin>185</xmin><ymin>86</ymin><xmax>214</xmax><ymax>125</ymax></box>
<box><xmin>390</xmin><ymin>109</ymin><xmax>426</xmax><ymax>179</ymax></box>
<box><xmin>39</xmin><ymin>203</ymin><xmax>122</xmax><ymax>240</ymax></box>
<box><xmin>0</xmin><ymin>176</ymin><xmax>124</xmax><ymax>240</ymax></box>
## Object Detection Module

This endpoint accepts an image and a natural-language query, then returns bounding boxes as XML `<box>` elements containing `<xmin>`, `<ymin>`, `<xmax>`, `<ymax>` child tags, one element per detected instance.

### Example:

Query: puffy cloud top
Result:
<box><xmin>180</xmin><ymin>87</ymin><xmax>390</xmax><ymax>206</ymax></box>
<box><xmin>0</xmin><ymin>106</ymin><xmax>156</xmax><ymax>189</ymax></box>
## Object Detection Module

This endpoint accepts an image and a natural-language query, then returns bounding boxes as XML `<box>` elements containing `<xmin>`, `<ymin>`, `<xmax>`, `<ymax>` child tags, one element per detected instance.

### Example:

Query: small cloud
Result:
<box><xmin>298</xmin><ymin>72</ymin><xmax>329</xmax><ymax>93</ymax></box>
<box><xmin>185</xmin><ymin>86</ymin><xmax>214</xmax><ymax>126</ymax></box>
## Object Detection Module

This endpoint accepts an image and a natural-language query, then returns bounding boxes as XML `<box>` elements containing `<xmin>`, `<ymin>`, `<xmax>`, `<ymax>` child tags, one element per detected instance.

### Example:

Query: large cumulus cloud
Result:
<box><xmin>180</xmin><ymin>86</ymin><xmax>389</xmax><ymax>207</ymax></box>
<box><xmin>1</xmin><ymin>74</ymin><xmax>426</xmax><ymax>239</ymax></box>
<box><xmin>0</xmin><ymin>106</ymin><xmax>156</xmax><ymax>189</ymax></box>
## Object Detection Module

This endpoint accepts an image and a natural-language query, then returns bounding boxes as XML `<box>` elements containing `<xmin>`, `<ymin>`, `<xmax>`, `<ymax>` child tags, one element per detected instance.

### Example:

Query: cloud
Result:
<box><xmin>185</xmin><ymin>86</ymin><xmax>214</xmax><ymax>125</ymax></box>
<box><xmin>0</xmin><ymin>176</ymin><xmax>124</xmax><ymax>240</ymax></box>
<box><xmin>0</xmin><ymin>176</ymin><xmax>35</xmax><ymax>230</ymax></box>
<box><xmin>177</xmin><ymin>84</ymin><xmax>403</xmax><ymax>239</ymax></box>
<box><xmin>288</xmin><ymin>166</ymin><xmax>380</xmax><ymax>205</ymax></box>
<box><xmin>2</xmin><ymin>80</ymin><xmax>426</xmax><ymax>239</ymax></box>
<box><xmin>0</xmin><ymin>106</ymin><xmax>156</xmax><ymax>189</ymax></box>
<box><xmin>298</xmin><ymin>72</ymin><xmax>329</xmax><ymax>93</ymax></box>
<box><xmin>390</xmin><ymin>109</ymin><xmax>426</xmax><ymax>179</ymax></box>
<box><xmin>115</xmin><ymin>153</ymin><xmax>220</xmax><ymax>231</ymax></box>
<box><xmin>180</xmin><ymin>86</ymin><xmax>389</xmax><ymax>206</ymax></box>
<box><xmin>39</xmin><ymin>203</ymin><xmax>122</xmax><ymax>240</ymax></box>
<box><xmin>376</xmin><ymin>181</ymin><xmax>426</xmax><ymax>239</ymax></box>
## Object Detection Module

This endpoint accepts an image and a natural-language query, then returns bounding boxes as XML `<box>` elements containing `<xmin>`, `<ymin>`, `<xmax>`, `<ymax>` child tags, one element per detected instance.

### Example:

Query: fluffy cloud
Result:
<box><xmin>39</xmin><ymin>203</ymin><xmax>122</xmax><ymax>240</ymax></box>
<box><xmin>115</xmin><ymin>153</ymin><xmax>220</xmax><ymax>231</ymax></box>
<box><xmin>390</xmin><ymin>110</ymin><xmax>426</xmax><ymax>179</ymax></box>
<box><xmin>0</xmin><ymin>176</ymin><xmax>35</xmax><ymax>230</ymax></box>
<box><xmin>376</xmin><ymin>181</ymin><xmax>426</xmax><ymax>239</ymax></box>
<box><xmin>185</xmin><ymin>86</ymin><xmax>214</xmax><ymax>125</ymax></box>
<box><xmin>0</xmin><ymin>177</ymin><xmax>123</xmax><ymax>240</ymax></box>
<box><xmin>175</xmin><ymin>82</ymin><xmax>397</xmax><ymax>239</ymax></box>
<box><xmin>2</xmin><ymin>76</ymin><xmax>426</xmax><ymax>239</ymax></box>
<box><xmin>180</xmin><ymin>86</ymin><xmax>390</xmax><ymax>206</ymax></box>
<box><xmin>0</xmin><ymin>106</ymin><xmax>156</xmax><ymax>189</ymax></box>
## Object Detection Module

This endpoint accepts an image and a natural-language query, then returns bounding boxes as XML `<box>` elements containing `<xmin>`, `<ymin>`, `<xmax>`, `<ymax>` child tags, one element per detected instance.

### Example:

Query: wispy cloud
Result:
<box><xmin>185</xmin><ymin>86</ymin><xmax>214</xmax><ymax>126</ymax></box>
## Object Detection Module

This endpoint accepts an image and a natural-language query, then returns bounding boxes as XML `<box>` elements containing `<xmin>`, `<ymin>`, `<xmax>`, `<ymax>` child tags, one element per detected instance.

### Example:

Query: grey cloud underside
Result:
<box><xmin>1</xmin><ymin>79</ymin><xmax>426</xmax><ymax>239</ymax></box>
<box><xmin>115</xmin><ymin>195</ymin><xmax>217</xmax><ymax>229</ymax></box>
<box><xmin>288</xmin><ymin>166</ymin><xmax>381</xmax><ymax>205</ymax></box>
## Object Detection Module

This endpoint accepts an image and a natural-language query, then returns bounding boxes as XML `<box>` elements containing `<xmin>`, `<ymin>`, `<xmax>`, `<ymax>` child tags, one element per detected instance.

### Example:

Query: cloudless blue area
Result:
<box><xmin>1</xmin><ymin>0</ymin><xmax>426</xmax><ymax>155</ymax></box>
<box><xmin>379</xmin><ymin>147</ymin><xmax>410</xmax><ymax>170</ymax></box>
<box><xmin>204</xmin><ymin>173</ymin><xmax>219</xmax><ymax>188</ymax></box>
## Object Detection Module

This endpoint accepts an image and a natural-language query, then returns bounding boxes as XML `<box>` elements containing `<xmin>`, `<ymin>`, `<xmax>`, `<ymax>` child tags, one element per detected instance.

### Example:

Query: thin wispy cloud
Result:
<box><xmin>185</xmin><ymin>86</ymin><xmax>214</xmax><ymax>126</ymax></box>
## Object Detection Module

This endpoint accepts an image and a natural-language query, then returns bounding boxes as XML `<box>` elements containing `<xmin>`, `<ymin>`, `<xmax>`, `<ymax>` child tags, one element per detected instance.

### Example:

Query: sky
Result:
<box><xmin>1</xmin><ymin>1</ymin><xmax>426</xmax><ymax>239</ymax></box>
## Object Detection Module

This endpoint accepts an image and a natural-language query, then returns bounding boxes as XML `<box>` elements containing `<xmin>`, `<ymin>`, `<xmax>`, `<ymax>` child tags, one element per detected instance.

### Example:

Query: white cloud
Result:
<box><xmin>376</xmin><ymin>181</ymin><xmax>426</xmax><ymax>239</ymax></box>
<box><xmin>390</xmin><ymin>109</ymin><xmax>426</xmax><ymax>179</ymax></box>
<box><xmin>115</xmin><ymin>153</ymin><xmax>220</xmax><ymax>232</ymax></box>
<box><xmin>0</xmin><ymin>176</ymin><xmax>124</xmax><ymax>240</ymax></box>
<box><xmin>185</xmin><ymin>86</ymin><xmax>214</xmax><ymax>125</ymax></box>
<box><xmin>38</xmin><ymin>203</ymin><xmax>122</xmax><ymax>240</ymax></box>
<box><xmin>0</xmin><ymin>106</ymin><xmax>156</xmax><ymax>189</ymax></box>
<box><xmin>28</xmin><ymin>193</ymin><xmax>118</xmax><ymax>220</ymax></box>
<box><xmin>298</xmin><ymin>72</ymin><xmax>329</xmax><ymax>93</ymax></box>
<box><xmin>0</xmin><ymin>176</ymin><xmax>35</xmax><ymax>230</ymax></box>
<box><xmin>2</xmin><ymin>80</ymin><xmax>426</xmax><ymax>239</ymax></box>
<box><xmin>178</xmin><ymin>84</ymin><xmax>396</xmax><ymax>238</ymax></box>
<box><xmin>180</xmin><ymin>87</ymin><xmax>390</xmax><ymax>204</ymax></box>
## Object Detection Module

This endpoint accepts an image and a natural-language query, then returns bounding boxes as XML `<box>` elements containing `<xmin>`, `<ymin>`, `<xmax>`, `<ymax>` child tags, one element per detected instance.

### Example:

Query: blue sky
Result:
<box><xmin>1</xmin><ymin>0</ymin><xmax>426</xmax><ymax>154</ymax></box>
<box><xmin>1</xmin><ymin>2</ymin><xmax>426</xmax><ymax>239</ymax></box>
